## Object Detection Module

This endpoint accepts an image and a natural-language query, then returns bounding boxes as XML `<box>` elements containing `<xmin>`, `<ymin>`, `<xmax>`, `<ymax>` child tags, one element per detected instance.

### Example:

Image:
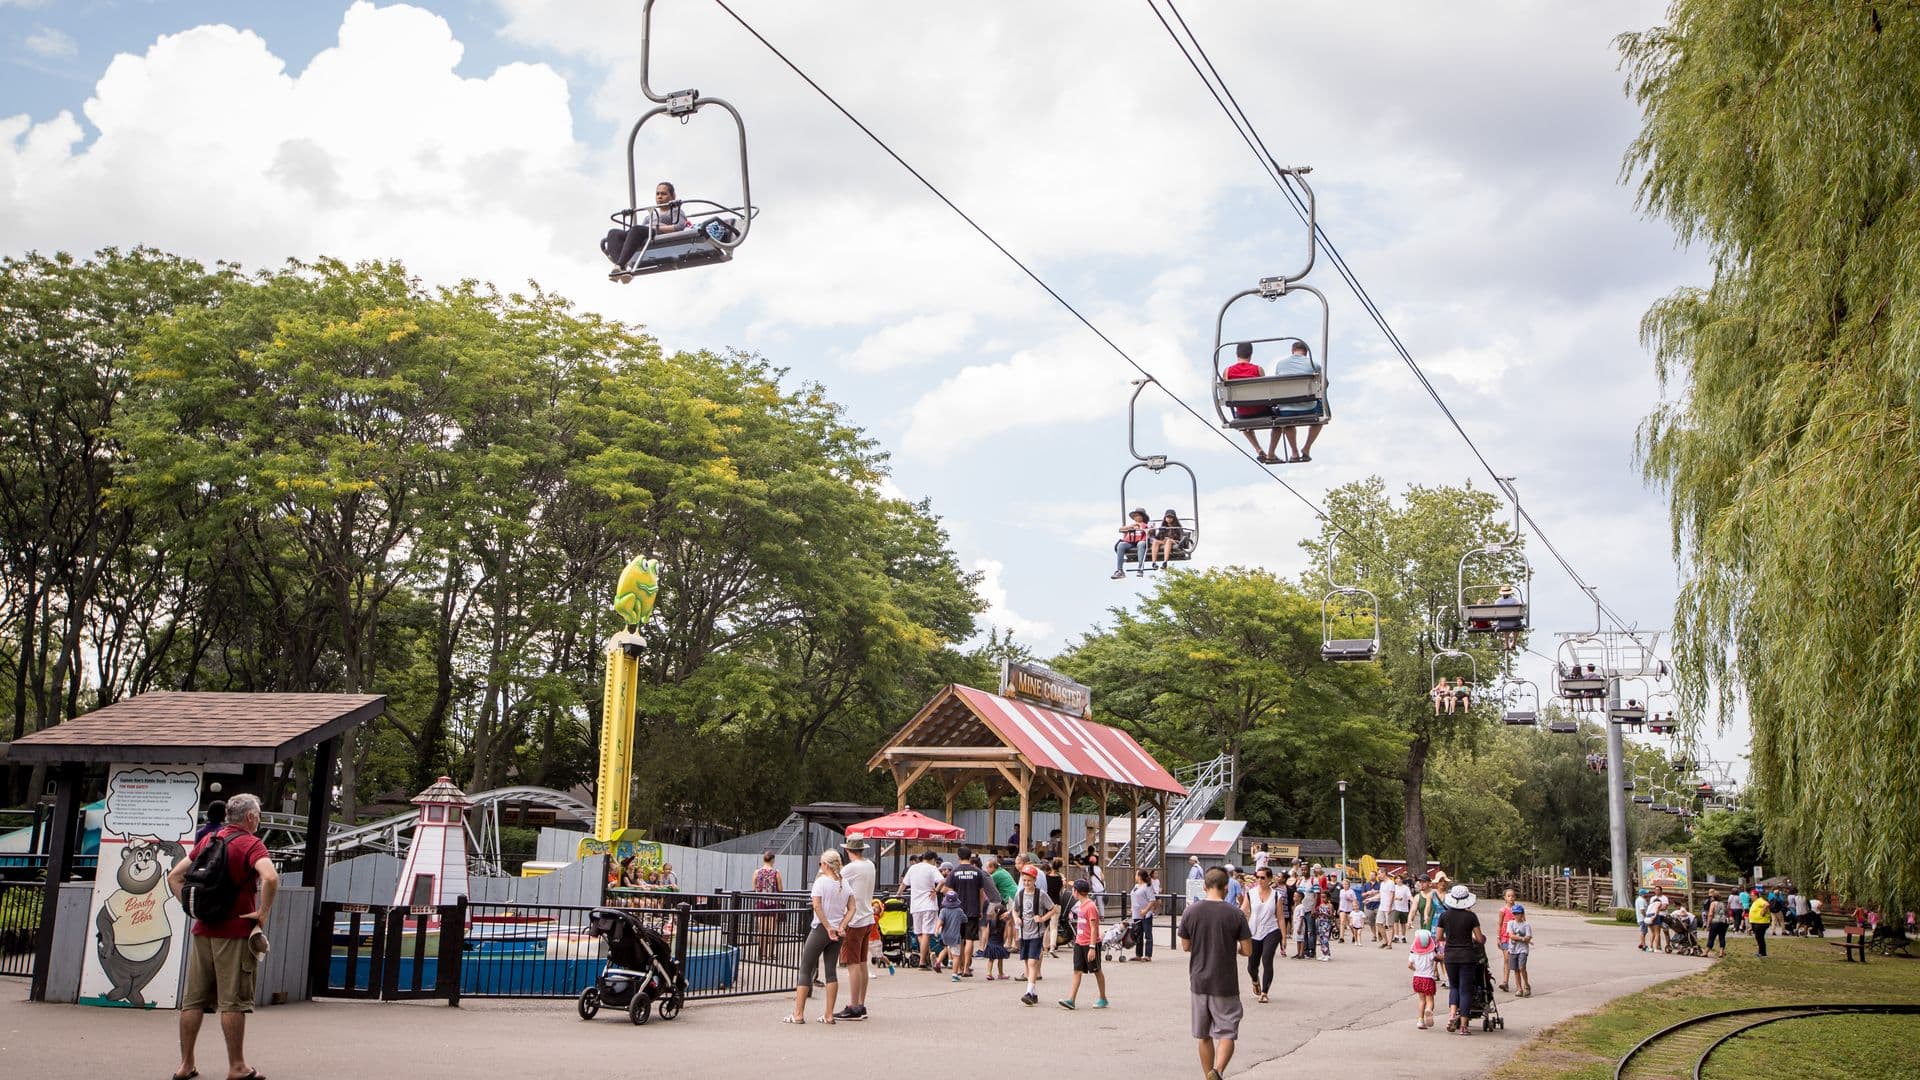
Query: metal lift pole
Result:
<box><xmin>1605</xmin><ymin>676</ymin><xmax>1633</xmax><ymax>910</ymax></box>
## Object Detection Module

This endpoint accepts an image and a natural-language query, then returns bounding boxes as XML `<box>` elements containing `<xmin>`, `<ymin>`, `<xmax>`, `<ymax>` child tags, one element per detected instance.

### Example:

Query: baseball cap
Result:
<box><xmin>1021</xmin><ymin>865</ymin><xmax>1038</xmax><ymax>878</ymax></box>
<box><xmin>1510</xmin><ymin>903</ymin><xmax>1525</xmax><ymax>915</ymax></box>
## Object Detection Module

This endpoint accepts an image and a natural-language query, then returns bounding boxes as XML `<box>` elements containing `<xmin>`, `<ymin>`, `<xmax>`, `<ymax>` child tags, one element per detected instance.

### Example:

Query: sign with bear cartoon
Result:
<box><xmin>78</xmin><ymin>764</ymin><xmax>203</xmax><ymax>1009</ymax></box>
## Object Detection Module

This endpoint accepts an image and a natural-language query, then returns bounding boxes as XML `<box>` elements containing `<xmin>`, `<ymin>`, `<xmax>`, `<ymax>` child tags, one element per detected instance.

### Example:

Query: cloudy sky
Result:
<box><xmin>0</xmin><ymin>0</ymin><xmax>1746</xmax><ymax>781</ymax></box>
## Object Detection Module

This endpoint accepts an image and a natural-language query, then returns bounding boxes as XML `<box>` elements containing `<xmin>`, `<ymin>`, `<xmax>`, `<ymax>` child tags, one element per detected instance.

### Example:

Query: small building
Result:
<box><xmin>392</xmin><ymin>777</ymin><xmax>471</xmax><ymax>909</ymax></box>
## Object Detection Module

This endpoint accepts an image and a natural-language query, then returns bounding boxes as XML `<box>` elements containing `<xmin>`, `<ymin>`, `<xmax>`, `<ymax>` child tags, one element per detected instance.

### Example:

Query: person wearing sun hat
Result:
<box><xmin>1407</xmin><ymin>928</ymin><xmax>1440</xmax><ymax>1029</ymax></box>
<box><xmin>1436</xmin><ymin>884</ymin><xmax>1485</xmax><ymax>1035</ymax></box>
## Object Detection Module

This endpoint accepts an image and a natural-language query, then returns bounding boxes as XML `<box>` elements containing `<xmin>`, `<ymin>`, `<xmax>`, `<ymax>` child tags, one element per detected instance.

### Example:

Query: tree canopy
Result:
<box><xmin>1623</xmin><ymin>2</ymin><xmax>1920</xmax><ymax>904</ymax></box>
<box><xmin>3</xmin><ymin>251</ymin><xmax>984</xmax><ymax>834</ymax></box>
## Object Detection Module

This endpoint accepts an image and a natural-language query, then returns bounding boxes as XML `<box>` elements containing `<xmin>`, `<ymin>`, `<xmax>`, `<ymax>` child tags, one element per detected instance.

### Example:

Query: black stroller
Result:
<box><xmin>1455</xmin><ymin>947</ymin><xmax>1504</xmax><ymax>1032</ymax></box>
<box><xmin>578</xmin><ymin>907</ymin><xmax>685</xmax><ymax>1025</ymax></box>
<box><xmin>1658</xmin><ymin>913</ymin><xmax>1706</xmax><ymax>957</ymax></box>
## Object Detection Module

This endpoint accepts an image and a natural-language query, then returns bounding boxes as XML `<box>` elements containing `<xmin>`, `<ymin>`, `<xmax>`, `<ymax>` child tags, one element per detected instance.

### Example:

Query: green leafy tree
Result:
<box><xmin>1622</xmin><ymin>2</ymin><xmax>1920</xmax><ymax>905</ymax></box>
<box><xmin>1303</xmin><ymin>479</ymin><xmax>1524</xmax><ymax>869</ymax></box>
<box><xmin>1055</xmin><ymin>567</ymin><xmax>1393</xmax><ymax>822</ymax></box>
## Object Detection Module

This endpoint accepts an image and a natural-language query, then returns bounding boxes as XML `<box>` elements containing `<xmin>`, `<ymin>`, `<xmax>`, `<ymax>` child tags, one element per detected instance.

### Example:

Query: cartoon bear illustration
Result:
<box><xmin>94</xmin><ymin>837</ymin><xmax>187</xmax><ymax>1007</ymax></box>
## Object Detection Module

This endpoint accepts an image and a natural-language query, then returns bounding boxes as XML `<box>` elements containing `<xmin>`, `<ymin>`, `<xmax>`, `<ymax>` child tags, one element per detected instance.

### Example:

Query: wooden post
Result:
<box><xmin>1017</xmin><ymin>765</ymin><xmax>1033</xmax><ymax>864</ymax></box>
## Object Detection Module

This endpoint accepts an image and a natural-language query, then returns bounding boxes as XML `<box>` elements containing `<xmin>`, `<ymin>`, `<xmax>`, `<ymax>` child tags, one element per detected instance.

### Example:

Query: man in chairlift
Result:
<box><xmin>1269</xmin><ymin>342</ymin><xmax>1324</xmax><ymax>464</ymax></box>
<box><xmin>1492</xmin><ymin>585</ymin><xmax>1523</xmax><ymax>651</ymax></box>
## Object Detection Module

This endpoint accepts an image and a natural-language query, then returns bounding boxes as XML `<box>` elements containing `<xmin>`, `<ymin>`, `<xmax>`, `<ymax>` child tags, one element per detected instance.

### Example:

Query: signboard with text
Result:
<box><xmin>998</xmin><ymin>660</ymin><xmax>1092</xmax><ymax>718</ymax></box>
<box><xmin>79</xmin><ymin>764</ymin><xmax>203</xmax><ymax>1010</ymax></box>
<box><xmin>1638</xmin><ymin>853</ymin><xmax>1691</xmax><ymax>892</ymax></box>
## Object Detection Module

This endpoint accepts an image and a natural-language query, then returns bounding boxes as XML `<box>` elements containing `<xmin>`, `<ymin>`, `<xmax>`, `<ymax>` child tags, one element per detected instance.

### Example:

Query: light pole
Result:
<box><xmin>1336</xmin><ymin>779</ymin><xmax>1349</xmax><ymax>878</ymax></box>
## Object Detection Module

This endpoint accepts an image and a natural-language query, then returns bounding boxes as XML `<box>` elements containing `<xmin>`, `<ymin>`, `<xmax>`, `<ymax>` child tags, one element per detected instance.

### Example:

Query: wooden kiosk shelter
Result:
<box><xmin>868</xmin><ymin>664</ymin><xmax>1186</xmax><ymax>893</ymax></box>
<box><xmin>7</xmin><ymin>691</ymin><xmax>384</xmax><ymax>1002</ymax></box>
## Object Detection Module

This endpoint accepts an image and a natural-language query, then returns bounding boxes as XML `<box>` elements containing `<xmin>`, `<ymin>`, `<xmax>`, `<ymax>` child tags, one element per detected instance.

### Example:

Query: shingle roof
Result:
<box><xmin>6</xmin><ymin>691</ymin><xmax>385</xmax><ymax>765</ymax></box>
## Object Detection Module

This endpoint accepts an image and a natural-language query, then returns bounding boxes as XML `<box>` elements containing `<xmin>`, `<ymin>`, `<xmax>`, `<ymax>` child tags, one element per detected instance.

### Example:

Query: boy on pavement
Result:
<box><xmin>1181</xmin><ymin>867</ymin><xmax>1253</xmax><ymax>1080</ymax></box>
<box><xmin>1013</xmin><ymin>865</ymin><xmax>1056</xmax><ymax>1005</ymax></box>
<box><xmin>1507</xmin><ymin>904</ymin><xmax>1533</xmax><ymax>996</ymax></box>
<box><xmin>1059</xmin><ymin>879</ymin><xmax>1108</xmax><ymax>1010</ymax></box>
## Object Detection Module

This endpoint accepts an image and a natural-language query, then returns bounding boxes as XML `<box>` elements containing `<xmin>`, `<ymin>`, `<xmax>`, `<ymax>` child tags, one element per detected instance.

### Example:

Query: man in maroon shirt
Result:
<box><xmin>166</xmin><ymin>792</ymin><xmax>278</xmax><ymax>1080</ymax></box>
<box><xmin>1224</xmin><ymin>343</ymin><xmax>1287</xmax><ymax>464</ymax></box>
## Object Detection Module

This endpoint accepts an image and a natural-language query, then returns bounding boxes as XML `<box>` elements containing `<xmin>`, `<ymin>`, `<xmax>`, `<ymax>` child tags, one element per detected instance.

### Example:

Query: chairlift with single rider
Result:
<box><xmin>1459</xmin><ymin>483</ymin><xmax>1532</xmax><ymax>643</ymax></box>
<box><xmin>1113</xmin><ymin>379</ymin><xmax>1199</xmax><ymax>578</ymax></box>
<box><xmin>1609</xmin><ymin>676</ymin><xmax>1650</xmax><ymax>725</ymax></box>
<box><xmin>604</xmin><ymin>0</ymin><xmax>757</xmax><ymax>281</ymax></box>
<box><xmin>1319</xmin><ymin>533</ymin><xmax>1380</xmax><ymax>662</ymax></box>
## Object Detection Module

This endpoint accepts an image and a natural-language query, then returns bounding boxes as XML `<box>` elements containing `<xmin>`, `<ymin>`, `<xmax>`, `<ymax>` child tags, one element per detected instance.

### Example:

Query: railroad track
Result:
<box><xmin>1614</xmin><ymin>1002</ymin><xmax>1920</xmax><ymax>1080</ymax></box>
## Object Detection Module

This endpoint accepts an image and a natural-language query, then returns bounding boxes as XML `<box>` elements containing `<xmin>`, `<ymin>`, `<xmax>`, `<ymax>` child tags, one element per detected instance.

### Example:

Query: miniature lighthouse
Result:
<box><xmin>392</xmin><ymin>776</ymin><xmax>471</xmax><ymax>909</ymax></box>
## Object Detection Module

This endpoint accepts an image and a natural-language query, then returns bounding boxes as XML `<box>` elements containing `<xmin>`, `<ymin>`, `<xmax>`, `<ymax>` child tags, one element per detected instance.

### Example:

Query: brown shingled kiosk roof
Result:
<box><xmin>7</xmin><ymin>691</ymin><xmax>386</xmax><ymax>765</ymax></box>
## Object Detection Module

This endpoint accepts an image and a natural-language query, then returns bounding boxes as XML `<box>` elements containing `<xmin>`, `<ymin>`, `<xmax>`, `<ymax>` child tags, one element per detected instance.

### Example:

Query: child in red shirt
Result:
<box><xmin>1059</xmin><ymin>879</ymin><xmax>1108</xmax><ymax>1009</ymax></box>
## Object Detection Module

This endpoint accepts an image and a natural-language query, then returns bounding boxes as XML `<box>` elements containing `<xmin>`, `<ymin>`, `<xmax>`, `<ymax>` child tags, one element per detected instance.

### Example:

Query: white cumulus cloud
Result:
<box><xmin>22</xmin><ymin>25</ymin><xmax>73</xmax><ymax>58</ymax></box>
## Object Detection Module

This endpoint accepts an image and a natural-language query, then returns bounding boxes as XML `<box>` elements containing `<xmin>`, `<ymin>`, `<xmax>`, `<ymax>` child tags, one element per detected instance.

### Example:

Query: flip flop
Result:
<box><xmin>781</xmin><ymin>1015</ymin><xmax>805</xmax><ymax>1025</ymax></box>
<box><xmin>169</xmin><ymin>1072</ymin><xmax>198</xmax><ymax>1080</ymax></box>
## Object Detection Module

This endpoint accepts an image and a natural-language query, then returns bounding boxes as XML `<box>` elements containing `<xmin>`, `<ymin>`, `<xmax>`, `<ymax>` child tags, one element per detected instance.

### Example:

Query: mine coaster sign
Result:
<box><xmin>999</xmin><ymin>660</ymin><xmax>1091</xmax><ymax>719</ymax></box>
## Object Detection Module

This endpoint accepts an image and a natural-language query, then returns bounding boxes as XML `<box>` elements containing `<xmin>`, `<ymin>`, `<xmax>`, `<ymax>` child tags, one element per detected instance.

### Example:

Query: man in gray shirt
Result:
<box><xmin>1181</xmin><ymin>867</ymin><xmax>1253</xmax><ymax>1080</ymax></box>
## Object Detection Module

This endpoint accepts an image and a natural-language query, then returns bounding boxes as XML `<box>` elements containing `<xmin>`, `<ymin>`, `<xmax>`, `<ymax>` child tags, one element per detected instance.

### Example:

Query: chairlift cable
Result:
<box><xmin>1150</xmin><ymin>0</ymin><xmax>1648</xmax><ymax>642</ymax></box>
<box><xmin>710</xmin><ymin>0</ymin><xmax>1379</xmax><ymax>555</ymax></box>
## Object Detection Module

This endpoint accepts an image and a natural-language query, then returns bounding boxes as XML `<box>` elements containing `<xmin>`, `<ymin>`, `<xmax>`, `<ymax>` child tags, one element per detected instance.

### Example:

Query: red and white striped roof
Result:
<box><xmin>952</xmin><ymin>685</ymin><xmax>1186</xmax><ymax>796</ymax></box>
<box><xmin>1167</xmin><ymin>819</ymin><xmax>1246</xmax><ymax>857</ymax></box>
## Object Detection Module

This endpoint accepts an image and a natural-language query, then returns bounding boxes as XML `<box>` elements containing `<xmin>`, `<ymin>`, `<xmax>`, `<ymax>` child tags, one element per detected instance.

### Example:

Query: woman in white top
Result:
<box><xmin>787</xmin><ymin>850</ymin><xmax>854</xmax><ymax>1025</ymax></box>
<box><xmin>1240</xmin><ymin>866</ymin><xmax>1287</xmax><ymax>1003</ymax></box>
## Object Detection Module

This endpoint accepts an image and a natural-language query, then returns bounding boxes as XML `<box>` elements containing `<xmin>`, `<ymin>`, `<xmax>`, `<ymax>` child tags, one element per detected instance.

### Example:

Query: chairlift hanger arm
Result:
<box><xmin>626</xmin><ymin>0</ymin><xmax>754</xmax><ymax>251</ymax></box>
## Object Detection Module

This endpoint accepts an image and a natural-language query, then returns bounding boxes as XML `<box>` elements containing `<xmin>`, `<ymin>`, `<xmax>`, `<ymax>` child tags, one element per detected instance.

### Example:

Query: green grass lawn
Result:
<box><xmin>1489</xmin><ymin>934</ymin><xmax>1920</xmax><ymax>1080</ymax></box>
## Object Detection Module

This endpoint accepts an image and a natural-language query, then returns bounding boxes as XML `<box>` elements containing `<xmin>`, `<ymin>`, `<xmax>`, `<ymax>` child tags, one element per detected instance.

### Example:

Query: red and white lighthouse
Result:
<box><xmin>392</xmin><ymin>776</ymin><xmax>471</xmax><ymax>909</ymax></box>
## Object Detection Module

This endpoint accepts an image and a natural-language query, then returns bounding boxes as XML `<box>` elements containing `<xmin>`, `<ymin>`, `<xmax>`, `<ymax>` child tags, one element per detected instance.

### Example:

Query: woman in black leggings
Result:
<box><xmin>787</xmin><ymin>851</ymin><xmax>853</xmax><ymax>1024</ymax></box>
<box><xmin>1241</xmin><ymin>868</ymin><xmax>1286</xmax><ymax>1003</ymax></box>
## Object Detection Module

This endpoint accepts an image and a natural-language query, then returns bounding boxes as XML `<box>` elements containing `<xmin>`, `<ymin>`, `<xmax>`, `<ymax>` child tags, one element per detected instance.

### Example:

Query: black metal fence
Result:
<box><xmin>460</xmin><ymin>894</ymin><xmax>815</xmax><ymax>1001</ymax></box>
<box><xmin>0</xmin><ymin>880</ymin><xmax>41</xmax><ymax>978</ymax></box>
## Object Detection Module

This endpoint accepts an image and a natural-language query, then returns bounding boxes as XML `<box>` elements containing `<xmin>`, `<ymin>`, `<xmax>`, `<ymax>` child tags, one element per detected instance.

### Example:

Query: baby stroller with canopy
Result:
<box><xmin>1659</xmin><ymin>913</ymin><xmax>1706</xmax><ymax>957</ymax></box>
<box><xmin>1451</xmin><ymin>945</ymin><xmax>1504</xmax><ymax>1032</ymax></box>
<box><xmin>874</xmin><ymin>896</ymin><xmax>914</xmax><ymax>969</ymax></box>
<box><xmin>578</xmin><ymin>907</ymin><xmax>685</xmax><ymax>1025</ymax></box>
<box><xmin>1100</xmin><ymin>917</ymin><xmax>1137</xmax><ymax>964</ymax></box>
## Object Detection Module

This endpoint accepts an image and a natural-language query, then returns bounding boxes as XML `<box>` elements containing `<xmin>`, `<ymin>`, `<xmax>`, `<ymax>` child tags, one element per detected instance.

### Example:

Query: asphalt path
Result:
<box><xmin>0</xmin><ymin>901</ymin><xmax>1705</xmax><ymax>1079</ymax></box>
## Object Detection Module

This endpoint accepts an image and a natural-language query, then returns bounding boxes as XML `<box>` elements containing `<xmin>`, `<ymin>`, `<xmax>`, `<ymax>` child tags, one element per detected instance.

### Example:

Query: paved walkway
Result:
<box><xmin>0</xmin><ymin>904</ymin><xmax>1704</xmax><ymax>1079</ymax></box>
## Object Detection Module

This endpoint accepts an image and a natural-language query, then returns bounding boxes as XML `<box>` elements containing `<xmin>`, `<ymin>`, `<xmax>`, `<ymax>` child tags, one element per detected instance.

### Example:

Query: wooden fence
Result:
<box><xmin>1491</xmin><ymin>868</ymin><xmax>1732</xmax><ymax>915</ymax></box>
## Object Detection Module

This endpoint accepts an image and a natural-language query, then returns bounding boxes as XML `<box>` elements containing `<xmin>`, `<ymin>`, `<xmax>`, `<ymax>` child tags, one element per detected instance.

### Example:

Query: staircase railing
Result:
<box><xmin>1107</xmin><ymin>753</ymin><xmax>1232</xmax><ymax>875</ymax></box>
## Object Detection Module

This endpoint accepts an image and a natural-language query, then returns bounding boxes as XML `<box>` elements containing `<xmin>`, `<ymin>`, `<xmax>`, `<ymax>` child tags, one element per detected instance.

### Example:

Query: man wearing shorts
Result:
<box><xmin>946</xmin><ymin>847</ymin><xmax>995</xmax><ymax>977</ymax></box>
<box><xmin>167</xmin><ymin>792</ymin><xmax>277</xmax><ymax>1080</ymax></box>
<box><xmin>835</xmin><ymin>837</ymin><xmax>876</xmax><ymax>1020</ymax></box>
<box><xmin>902</xmin><ymin>851</ymin><xmax>942</xmax><ymax>969</ymax></box>
<box><xmin>1181</xmin><ymin>867</ymin><xmax>1252</xmax><ymax>1080</ymax></box>
<box><xmin>1392</xmin><ymin>873</ymin><xmax>1413</xmax><ymax>943</ymax></box>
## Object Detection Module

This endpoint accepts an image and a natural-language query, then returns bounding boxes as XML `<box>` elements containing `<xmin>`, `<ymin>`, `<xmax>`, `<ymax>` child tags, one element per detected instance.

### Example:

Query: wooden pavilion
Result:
<box><xmin>867</xmin><ymin>667</ymin><xmax>1186</xmax><ymax>890</ymax></box>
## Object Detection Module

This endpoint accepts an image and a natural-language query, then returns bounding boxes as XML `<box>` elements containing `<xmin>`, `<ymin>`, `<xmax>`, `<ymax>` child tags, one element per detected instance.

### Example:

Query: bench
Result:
<box><xmin>1217</xmin><ymin>373</ymin><xmax>1326</xmax><ymax>430</ymax></box>
<box><xmin>1831</xmin><ymin>935</ymin><xmax>1870</xmax><ymax>962</ymax></box>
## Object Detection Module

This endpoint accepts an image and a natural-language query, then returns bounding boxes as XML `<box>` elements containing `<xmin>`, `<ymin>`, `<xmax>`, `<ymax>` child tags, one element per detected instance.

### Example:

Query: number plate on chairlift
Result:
<box><xmin>668</xmin><ymin>90</ymin><xmax>699</xmax><ymax>115</ymax></box>
<box><xmin>1146</xmin><ymin>455</ymin><xmax>1167</xmax><ymax>470</ymax></box>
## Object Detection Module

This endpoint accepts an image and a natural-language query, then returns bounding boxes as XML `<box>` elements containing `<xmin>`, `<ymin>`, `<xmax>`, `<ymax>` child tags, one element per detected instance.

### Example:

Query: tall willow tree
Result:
<box><xmin>1623</xmin><ymin>4</ymin><xmax>1920</xmax><ymax>904</ymax></box>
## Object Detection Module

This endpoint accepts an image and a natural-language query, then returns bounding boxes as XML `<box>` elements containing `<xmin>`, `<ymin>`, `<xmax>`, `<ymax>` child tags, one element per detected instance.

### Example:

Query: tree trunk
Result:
<box><xmin>1402</xmin><ymin>734</ymin><xmax>1431</xmax><ymax>873</ymax></box>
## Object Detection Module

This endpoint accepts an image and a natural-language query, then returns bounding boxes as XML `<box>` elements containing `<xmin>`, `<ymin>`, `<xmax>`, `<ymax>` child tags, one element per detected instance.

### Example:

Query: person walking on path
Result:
<box><xmin>835</xmin><ymin>838</ymin><xmax>876</xmax><ymax>1021</ymax></box>
<box><xmin>1705</xmin><ymin>890</ymin><xmax>1730</xmax><ymax>958</ymax></box>
<box><xmin>1181</xmin><ymin>867</ymin><xmax>1253</xmax><ymax>1080</ymax></box>
<box><xmin>1496</xmin><ymin>887</ymin><xmax>1518</xmax><ymax>993</ymax></box>
<box><xmin>946</xmin><ymin>847</ymin><xmax>996</xmax><ymax>978</ymax></box>
<box><xmin>167</xmin><ymin>792</ymin><xmax>277</xmax><ymax>1080</ymax></box>
<box><xmin>1635</xmin><ymin>888</ymin><xmax>1651</xmax><ymax>951</ymax></box>
<box><xmin>787</xmin><ymin>850</ymin><xmax>853</xmax><ymax>1025</ymax></box>
<box><xmin>1239</xmin><ymin>866</ymin><xmax>1285</xmax><ymax>1003</ymax></box>
<box><xmin>1747</xmin><ymin>887</ymin><xmax>1772</xmax><ymax>957</ymax></box>
<box><xmin>1012</xmin><ymin>865</ymin><xmax>1056</xmax><ymax>1006</ymax></box>
<box><xmin>936</xmin><ymin>886</ymin><xmax>964</xmax><ymax>976</ymax></box>
<box><xmin>1290</xmin><ymin>882</ymin><xmax>1314</xmax><ymax>959</ymax></box>
<box><xmin>1408</xmin><ymin>929</ymin><xmax>1439</xmax><ymax>1030</ymax></box>
<box><xmin>1436</xmin><ymin>884</ymin><xmax>1485</xmax><ymax>1036</ymax></box>
<box><xmin>1729</xmin><ymin>886</ymin><xmax>1749</xmax><ymax>933</ymax></box>
<box><xmin>1506</xmin><ymin>904</ymin><xmax>1533</xmax><ymax>997</ymax></box>
<box><xmin>1130</xmin><ymin>869</ymin><xmax>1159</xmax><ymax>961</ymax></box>
<box><xmin>1059</xmin><ymin>879</ymin><xmax>1108</xmax><ymax>1010</ymax></box>
<box><xmin>1393</xmin><ymin>873</ymin><xmax>1413</xmax><ymax>943</ymax></box>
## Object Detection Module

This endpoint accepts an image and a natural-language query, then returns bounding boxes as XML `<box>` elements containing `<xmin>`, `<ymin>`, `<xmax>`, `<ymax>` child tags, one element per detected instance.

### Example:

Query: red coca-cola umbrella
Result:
<box><xmin>847</xmin><ymin>809</ymin><xmax>964</xmax><ymax>883</ymax></box>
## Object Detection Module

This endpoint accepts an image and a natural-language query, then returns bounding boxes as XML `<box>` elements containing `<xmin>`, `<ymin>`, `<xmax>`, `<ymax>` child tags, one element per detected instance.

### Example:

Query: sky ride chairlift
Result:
<box><xmin>1545</xmin><ymin>693</ymin><xmax>1579</xmax><ymax>734</ymax></box>
<box><xmin>1428</xmin><ymin>636</ymin><xmax>1477</xmax><ymax>714</ymax></box>
<box><xmin>1318</xmin><ymin>534</ymin><xmax>1380</xmax><ymax>663</ymax></box>
<box><xmin>605</xmin><ymin>0</ymin><xmax>756</xmax><ymax>281</ymax></box>
<box><xmin>1212</xmin><ymin>168</ymin><xmax>1332</xmax><ymax>457</ymax></box>
<box><xmin>1499</xmin><ymin>677</ymin><xmax>1541</xmax><ymax>726</ymax></box>
<box><xmin>1459</xmin><ymin>484</ymin><xmax>1531</xmax><ymax>648</ymax></box>
<box><xmin>1115</xmin><ymin>378</ymin><xmax>1199</xmax><ymax>577</ymax></box>
<box><xmin>1608</xmin><ymin>676</ymin><xmax>1650</xmax><ymax>726</ymax></box>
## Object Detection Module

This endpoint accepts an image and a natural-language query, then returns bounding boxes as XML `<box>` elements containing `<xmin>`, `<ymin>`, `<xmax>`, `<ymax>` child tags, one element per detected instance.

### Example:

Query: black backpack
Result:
<box><xmin>180</xmin><ymin>830</ymin><xmax>239</xmax><ymax>923</ymax></box>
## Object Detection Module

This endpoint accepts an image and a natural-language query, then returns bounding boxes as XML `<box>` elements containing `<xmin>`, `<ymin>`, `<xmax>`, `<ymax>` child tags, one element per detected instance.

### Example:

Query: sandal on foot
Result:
<box><xmin>170</xmin><ymin>1073</ymin><xmax>199</xmax><ymax>1080</ymax></box>
<box><xmin>781</xmin><ymin>1015</ymin><xmax>806</xmax><ymax>1025</ymax></box>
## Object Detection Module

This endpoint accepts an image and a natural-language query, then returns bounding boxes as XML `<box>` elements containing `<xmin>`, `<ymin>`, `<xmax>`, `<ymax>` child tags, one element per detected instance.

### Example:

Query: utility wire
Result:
<box><xmin>711</xmin><ymin>0</ymin><xmax>1375</xmax><ymax>552</ymax></box>
<box><xmin>1152</xmin><ymin>0</ymin><xmax>1653</xmax><ymax>645</ymax></box>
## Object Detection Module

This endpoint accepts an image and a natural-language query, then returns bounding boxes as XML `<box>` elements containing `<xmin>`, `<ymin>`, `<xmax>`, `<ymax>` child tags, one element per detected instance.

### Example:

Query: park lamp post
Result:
<box><xmin>1336</xmin><ymin>779</ymin><xmax>1348</xmax><ymax>880</ymax></box>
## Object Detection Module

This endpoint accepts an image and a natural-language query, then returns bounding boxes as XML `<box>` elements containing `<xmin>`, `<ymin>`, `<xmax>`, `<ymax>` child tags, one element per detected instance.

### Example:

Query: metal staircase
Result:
<box><xmin>1109</xmin><ymin>753</ymin><xmax>1232</xmax><ymax>873</ymax></box>
<box><xmin>764</xmin><ymin>812</ymin><xmax>809</xmax><ymax>856</ymax></box>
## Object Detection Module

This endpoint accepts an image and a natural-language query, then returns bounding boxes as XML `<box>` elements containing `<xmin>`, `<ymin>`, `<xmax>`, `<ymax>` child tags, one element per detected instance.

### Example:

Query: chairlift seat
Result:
<box><xmin>1559</xmin><ymin>675</ymin><xmax>1608</xmax><ymax>698</ymax></box>
<box><xmin>1632</xmin><ymin>794</ymin><xmax>1653</xmax><ymax>805</ymax></box>
<box><xmin>1216</xmin><ymin>375</ymin><xmax>1327</xmax><ymax>431</ymax></box>
<box><xmin>1320</xmin><ymin>639</ymin><xmax>1378</xmax><ymax>663</ymax></box>
<box><xmin>1623</xmin><ymin>780</ymin><xmax>1636</xmax><ymax>791</ymax></box>
<box><xmin>1461</xmin><ymin>601</ymin><xmax>1528</xmax><ymax>627</ymax></box>
<box><xmin>1608</xmin><ymin>706</ymin><xmax>1646</xmax><ymax>723</ymax></box>
<box><xmin>1501</xmin><ymin>710</ymin><xmax>1538</xmax><ymax>726</ymax></box>
<box><xmin>610</xmin><ymin>224</ymin><xmax>733</xmax><ymax>280</ymax></box>
<box><xmin>1547</xmin><ymin>720</ymin><xmax>1578</xmax><ymax>734</ymax></box>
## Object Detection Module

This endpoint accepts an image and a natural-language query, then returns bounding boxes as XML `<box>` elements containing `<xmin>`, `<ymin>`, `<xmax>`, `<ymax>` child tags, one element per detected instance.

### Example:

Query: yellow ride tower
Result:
<box><xmin>586</xmin><ymin>555</ymin><xmax>660</xmax><ymax>851</ymax></box>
